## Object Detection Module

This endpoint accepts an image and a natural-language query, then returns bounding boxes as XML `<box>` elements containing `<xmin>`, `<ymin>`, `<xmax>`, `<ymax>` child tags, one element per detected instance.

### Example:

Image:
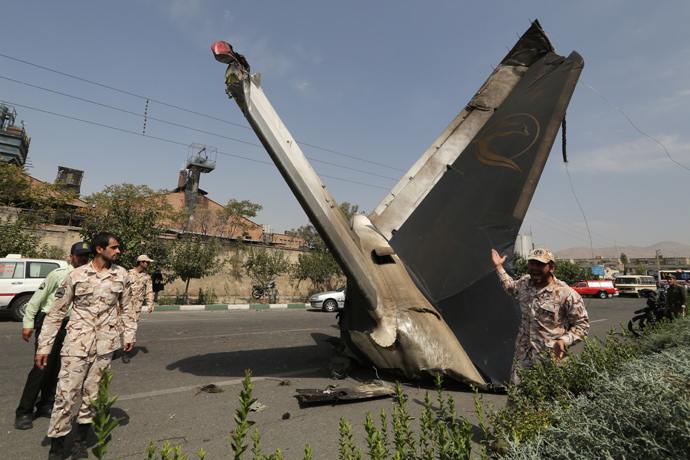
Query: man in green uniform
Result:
<box><xmin>14</xmin><ymin>242</ymin><xmax>91</xmax><ymax>430</ymax></box>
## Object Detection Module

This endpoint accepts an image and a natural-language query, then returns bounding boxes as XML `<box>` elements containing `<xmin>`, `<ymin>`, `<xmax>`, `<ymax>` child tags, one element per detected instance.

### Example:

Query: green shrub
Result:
<box><xmin>493</xmin><ymin>319</ymin><xmax>685</xmax><ymax>442</ymax></box>
<box><xmin>503</xmin><ymin>346</ymin><xmax>690</xmax><ymax>459</ymax></box>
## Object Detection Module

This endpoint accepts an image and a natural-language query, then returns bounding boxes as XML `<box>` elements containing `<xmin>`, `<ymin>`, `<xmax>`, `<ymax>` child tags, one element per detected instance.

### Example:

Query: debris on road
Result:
<box><xmin>296</xmin><ymin>383</ymin><xmax>395</xmax><ymax>405</ymax></box>
<box><xmin>194</xmin><ymin>384</ymin><xmax>224</xmax><ymax>396</ymax></box>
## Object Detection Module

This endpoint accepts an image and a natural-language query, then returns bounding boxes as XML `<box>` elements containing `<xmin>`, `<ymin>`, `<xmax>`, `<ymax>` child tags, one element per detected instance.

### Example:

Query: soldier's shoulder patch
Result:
<box><xmin>38</xmin><ymin>282</ymin><xmax>46</xmax><ymax>290</ymax></box>
<box><xmin>55</xmin><ymin>287</ymin><xmax>65</xmax><ymax>298</ymax></box>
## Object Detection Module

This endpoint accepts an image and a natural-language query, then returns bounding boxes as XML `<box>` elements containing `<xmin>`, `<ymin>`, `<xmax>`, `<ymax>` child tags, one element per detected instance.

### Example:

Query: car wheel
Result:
<box><xmin>322</xmin><ymin>299</ymin><xmax>338</xmax><ymax>312</ymax></box>
<box><xmin>11</xmin><ymin>294</ymin><xmax>31</xmax><ymax>322</ymax></box>
<box><xmin>597</xmin><ymin>291</ymin><xmax>607</xmax><ymax>299</ymax></box>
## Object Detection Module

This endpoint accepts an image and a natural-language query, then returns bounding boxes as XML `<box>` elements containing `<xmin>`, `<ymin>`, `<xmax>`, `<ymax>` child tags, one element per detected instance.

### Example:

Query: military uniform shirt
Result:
<box><xmin>666</xmin><ymin>283</ymin><xmax>688</xmax><ymax>314</ymax></box>
<box><xmin>22</xmin><ymin>265</ymin><xmax>73</xmax><ymax>329</ymax></box>
<box><xmin>128</xmin><ymin>269</ymin><xmax>154</xmax><ymax>311</ymax></box>
<box><xmin>37</xmin><ymin>261</ymin><xmax>136</xmax><ymax>357</ymax></box>
<box><xmin>496</xmin><ymin>268</ymin><xmax>589</xmax><ymax>372</ymax></box>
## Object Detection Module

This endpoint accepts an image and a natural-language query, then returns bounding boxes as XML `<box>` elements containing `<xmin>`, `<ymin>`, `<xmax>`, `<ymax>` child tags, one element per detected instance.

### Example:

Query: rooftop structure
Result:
<box><xmin>0</xmin><ymin>103</ymin><xmax>30</xmax><ymax>166</ymax></box>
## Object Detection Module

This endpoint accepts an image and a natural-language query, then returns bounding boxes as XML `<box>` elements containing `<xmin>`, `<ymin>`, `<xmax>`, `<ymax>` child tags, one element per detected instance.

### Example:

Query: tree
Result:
<box><xmin>80</xmin><ymin>184</ymin><xmax>177</xmax><ymax>269</ymax></box>
<box><xmin>554</xmin><ymin>260</ymin><xmax>590</xmax><ymax>286</ymax></box>
<box><xmin>0</xmin><ymin>163</ymin><xmax>80</xmax><ymax>257</ymax></box>
<box><xmin>0</xmin><ymin>214</ymin><xmax>42</xmax><ymax>256</ymax></box>
<box><xmin>216</xmin><ymin>199</ymin><xmax>263</xmax><ymax>239</ymax></box>
<box><xmin>181</xmin><ymin>198</ymin><xmax>262</xmax><ymax>238</ymax></box>
<box><xmin>286</xmin><ymin>202</ymin><xmax>361</xmax><ymax>250</ymax></box>
<box><xmin>634</xmin><ymin>263</ymin><xmax>647</xmax><ymax>275</ymax></box>
<box><xmin>242</xmin><ymin>246</ymin><xmax>291</xmax><ymax>300</ymax></box>
<box><xmin>168</xmin><ymin>234</ymin><xmax>224</xmax><ymax>303</ymax></box>
<box><xmin>620</xmin><ymin>253</ymin><xmax>629</xmax><ymax>265</ymax></box>
<box><xmin>513</xmin><ymin>252</ymin><xmax>529</xmax><ymax>278</ymax></box>
<box><xmin>292</xmin><ymin>249</ymin><xmax>344</xmax><ymax>294</ymax></box>
<box><xmin>0</xmin><ymin>162</ymin><xmax>77</xmax><ymax>214</ymax></box>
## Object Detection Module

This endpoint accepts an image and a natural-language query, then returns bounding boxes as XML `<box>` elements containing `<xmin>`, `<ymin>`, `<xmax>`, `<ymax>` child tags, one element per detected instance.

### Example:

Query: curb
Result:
<box><xmin>151</xmin><ymin>303</ymin><xmax>309</xmax><ymax>312</ymax></box>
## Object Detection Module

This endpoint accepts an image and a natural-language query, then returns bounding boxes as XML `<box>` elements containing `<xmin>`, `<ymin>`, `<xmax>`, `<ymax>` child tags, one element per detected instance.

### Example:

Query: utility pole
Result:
<box><xmin>655</xmin><ymin>249</ymin><xmax>661</xmax><ymax>277</ymax></box>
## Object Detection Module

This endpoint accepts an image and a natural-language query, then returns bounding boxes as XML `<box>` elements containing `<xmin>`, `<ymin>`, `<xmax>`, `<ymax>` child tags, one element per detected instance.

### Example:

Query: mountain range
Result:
<box><xmin>554</xmin><ymin>241</ymin><xmax>690</xmax><ymax>260</ymax></box>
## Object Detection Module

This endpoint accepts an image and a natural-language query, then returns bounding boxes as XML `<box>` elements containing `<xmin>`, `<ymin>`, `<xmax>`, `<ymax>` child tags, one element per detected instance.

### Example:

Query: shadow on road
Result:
<box><xmin>165</xmin><ymin>332</ymin><xmax>334</xmax><ymax>377</ymax></box>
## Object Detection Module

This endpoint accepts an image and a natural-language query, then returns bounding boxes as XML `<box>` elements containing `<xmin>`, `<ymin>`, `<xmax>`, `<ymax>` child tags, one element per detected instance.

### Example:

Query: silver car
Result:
<box><xmin>309</xmin><ymin>287</ymin><xmax>345</xmax><ymax>312</ymax></box>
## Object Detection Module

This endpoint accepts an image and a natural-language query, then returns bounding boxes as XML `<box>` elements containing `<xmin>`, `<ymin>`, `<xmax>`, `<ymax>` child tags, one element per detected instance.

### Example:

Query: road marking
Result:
<box><xmin>117</xmin><ymin>367</ymin><xmax>323</xmax><ymax>401</ymax></box>
<box><xmin>590</xmin><ymin>319</ymin><xmax>608</xmax><ymax>323</ymax></box>
<box><xmin>150</xmin><ymin>328</ymin><xmax>326</xmax><ymax>341</ymax></box>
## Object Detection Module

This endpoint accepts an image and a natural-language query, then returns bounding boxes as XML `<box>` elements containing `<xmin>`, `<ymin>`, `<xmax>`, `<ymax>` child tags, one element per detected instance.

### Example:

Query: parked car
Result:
<box><xmin>309</xmin><ymin>287</ymin><xmax>346</xmax><ymax>312</ymax></box>
<box><xmin>571</xmin><ymin>280</ymin><xmax>618</xmax><ymax>299</ymax></box>
<box><xmin>0</xmin><ymin>254</ymin><xmax>68</xmax><ymax>321</ymax></box>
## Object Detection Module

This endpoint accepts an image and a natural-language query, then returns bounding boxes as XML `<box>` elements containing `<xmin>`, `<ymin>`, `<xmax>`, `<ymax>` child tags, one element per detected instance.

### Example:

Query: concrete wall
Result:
<box><xmin>21</xmin><ymin>222</ymin><xmax>343</xmax><ymax>303</ymax></box>
<box><xmin>34</xmin><ymin>226</ymin><xmax>84</xmax><ymax>258</ymax></box>
<box><xmin>161</xmin><ymin>244</ymin><xmax>345</xmax><ymax>303</ymax></box>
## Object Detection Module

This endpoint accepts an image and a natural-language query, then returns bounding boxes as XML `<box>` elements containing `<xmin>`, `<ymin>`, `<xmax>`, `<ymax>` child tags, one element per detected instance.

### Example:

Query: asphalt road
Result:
<box><xmin>0</xmin><ymin>296</ymin><xmax>645</xmax><ymax>459</ymax></box>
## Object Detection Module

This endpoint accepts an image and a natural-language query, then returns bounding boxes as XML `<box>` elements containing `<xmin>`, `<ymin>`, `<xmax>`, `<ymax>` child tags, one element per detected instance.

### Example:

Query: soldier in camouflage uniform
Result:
<box><xmin>121</xmin><ymin>254</ymin><xmax>154</xmax><ymax>363</ymax></box>
<box><xmin>36</xmin><ymin>232</ymin><xmax>137</xmax><ymax>460</ymax></box>
<box><xmin>491</xmin><ymin>248</ymin><xmax>589</xmax><ymax>386</ymax></box>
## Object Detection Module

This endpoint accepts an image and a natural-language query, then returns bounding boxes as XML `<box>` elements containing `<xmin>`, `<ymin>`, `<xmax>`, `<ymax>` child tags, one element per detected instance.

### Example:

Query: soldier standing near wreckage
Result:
<box><xmin>36</xmin><ymin>232</ymin><xmax>137</xmax><ymax>460</ymax></box>
<box><xmin>120</xmin><ymin>254</ymin><xmax>155</xmax><ymax>363</ymax></box>
<box><xmin>491</xmin><ymin>248</ymin><xmax>589</xmax><ymax>386</ymax></box>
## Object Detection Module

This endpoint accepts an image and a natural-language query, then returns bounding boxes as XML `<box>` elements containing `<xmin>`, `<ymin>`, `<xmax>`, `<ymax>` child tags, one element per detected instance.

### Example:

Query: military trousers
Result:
<box><xmin>47</xmin><ymin>350</ymin><xmax>113</xmax><ymax>438</ymax></box>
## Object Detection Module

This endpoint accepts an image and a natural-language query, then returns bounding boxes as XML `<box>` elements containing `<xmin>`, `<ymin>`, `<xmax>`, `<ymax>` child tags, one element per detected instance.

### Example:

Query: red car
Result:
<box><xmin>571</xmin><ymin>280</ymin><xmax>618</xmax><ymax>299</ymax></box>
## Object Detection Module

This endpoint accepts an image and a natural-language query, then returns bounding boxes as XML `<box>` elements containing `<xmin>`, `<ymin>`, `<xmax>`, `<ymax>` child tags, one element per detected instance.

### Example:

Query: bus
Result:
<box><xmin>658</xmin><ymin>270</ymin><xmax>690</xmax><ymax>288</ymax></box>
<box><xmin>614</xmin><ymin>275</ymin><xmax>657</xmax><ymax>297</ymax></box>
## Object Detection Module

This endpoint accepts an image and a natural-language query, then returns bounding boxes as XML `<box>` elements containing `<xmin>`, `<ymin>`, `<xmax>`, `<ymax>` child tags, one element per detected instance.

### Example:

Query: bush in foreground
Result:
<box><xmin>502</xmin><ymin>345</ymin><xmax>690</xmax><ymax>459</ymax></box>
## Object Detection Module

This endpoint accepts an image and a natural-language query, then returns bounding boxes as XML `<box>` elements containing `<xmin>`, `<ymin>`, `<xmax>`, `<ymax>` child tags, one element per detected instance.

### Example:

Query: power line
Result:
<box><xmin>0</xmin><ymin>53</ymin><xmax>407</xmax><ymax>172</ymax></box>
<box><xmin>0</xmin><ymin>75</ymin><xmax>400</xmax><ymax>182</ymax></box>
<box><xmin>529</xmin><ymin>206</ymin><xmax>638</xmax><ymax>248</ymax></box>
<box><xmin>581</xmin><ymin>79</ymin><xmax>690</xmax><ymax>173</ymax></box>
<box><xmin>5</xmin><ymin>101</ymin><xmax>390</xmax><ymax>191</ymax></box>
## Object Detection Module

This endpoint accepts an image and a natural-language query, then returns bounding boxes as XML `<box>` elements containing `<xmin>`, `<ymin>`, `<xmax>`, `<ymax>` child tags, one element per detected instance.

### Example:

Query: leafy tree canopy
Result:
<box><xmin>554</xmin><ymin>260</ymin><xmax>593</xmax><ymax>286</ymax></box>
<box><xmin>0</xmin><ymin>213</ymin><xmax>66</xmax><ymax>259</ymax></box>
<box><xmin>286</xmin><ymin>202</ymin><xmax>360</xmax><ymax>250</ymax></box>
<box><xmin>168</xmin><ymin>234</ymin><xmax>224</xmax><ymax>302</ymax></box>
<box><xmin>292</xmin><ymin>250</ymin><xmax>343</xmax><ymax>294</ymax></box>
<box><xmin>0</xmin><ymin>162</ymin><xmax>80</xmax><ymax>222</ymax></box>
<box><xmin>243</xmin><ymin>246</ymin><xmax>291</xmax><ymax>291</ymax></box>
<box><xmin>80</xmin><ymin>183</ymin><xmax>176</xmax><ymax>269</ymax></box>
<box><xmin>620</xmin><ymin>253</ymin><xmax>629</xmax><ymax>265</ymax></box>
<box><xmin>513</xmin><ymin>252</ymin><xmax>529</xmax><ymax>278</ymax></box>
<box><xmin>216</xmin><ymin>198</ymin><xmax>262</xmax><ymax>238</ymax></box>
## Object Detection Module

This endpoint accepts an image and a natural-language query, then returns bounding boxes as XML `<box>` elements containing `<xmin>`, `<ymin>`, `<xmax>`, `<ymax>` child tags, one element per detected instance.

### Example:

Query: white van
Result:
<box><xmin>613</xmin><ymin>275</ymin><xmax>657</xmax><ymax>297</ymax></box>
<box><xmin>0</xmin><ymin>255</ymin><xmax>67</xmax><ymax>321</ymax></box>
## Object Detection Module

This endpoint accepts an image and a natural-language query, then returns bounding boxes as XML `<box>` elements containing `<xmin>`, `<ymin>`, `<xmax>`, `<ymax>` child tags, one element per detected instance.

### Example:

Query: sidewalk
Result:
<box><xmin>151</xmin><ymin>303</ymin><xmax>309</xmax><ymax>312</ymax></box>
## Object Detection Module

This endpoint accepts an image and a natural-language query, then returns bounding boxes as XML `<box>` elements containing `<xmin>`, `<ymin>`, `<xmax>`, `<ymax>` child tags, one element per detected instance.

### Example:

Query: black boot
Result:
<box><xmin>122</xmin><ymin>352</ymin><xmax>130</xmax><ymax>363</ymax></box>
<box><xmin>71</xmin><ymin>423</ymin><xmax>90</xmax><ymax>459</ymax></box>
<box><xmin>48</xmin><ymin>436</ymin><xmax>65</xmax><ymax>460</ymax></box>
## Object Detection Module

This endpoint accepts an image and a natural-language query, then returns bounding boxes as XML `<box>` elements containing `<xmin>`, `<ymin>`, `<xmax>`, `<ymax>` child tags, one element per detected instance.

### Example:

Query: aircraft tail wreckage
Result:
<box><xmin>212</xmin><ymin>20</ymin><xmax>584</xmax><ymax>388</ymax></box>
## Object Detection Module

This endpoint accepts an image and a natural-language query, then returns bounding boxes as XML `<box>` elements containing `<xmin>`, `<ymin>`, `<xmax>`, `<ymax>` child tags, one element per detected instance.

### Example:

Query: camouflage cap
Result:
<box><xmin>137</xmin><ymin>254</ymin><xmax>154</xmax><ymax>263</ymax></box>
<box><xmin>527</xmin><ymin>248</ymin><xmax>555</xmax><ymax>264</ymax></box>
<box><xmin>667</xmin><ymin>274</ymin><xmax>676</xmax><ymax>280</ymax></box>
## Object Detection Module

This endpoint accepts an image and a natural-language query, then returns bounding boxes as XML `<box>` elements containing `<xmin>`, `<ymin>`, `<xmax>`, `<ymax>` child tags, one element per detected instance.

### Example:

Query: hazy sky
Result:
<box><xmin>2</xmin><ymin>1</ymin><xmax>689</xmax><ymax>253</ymax></box>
